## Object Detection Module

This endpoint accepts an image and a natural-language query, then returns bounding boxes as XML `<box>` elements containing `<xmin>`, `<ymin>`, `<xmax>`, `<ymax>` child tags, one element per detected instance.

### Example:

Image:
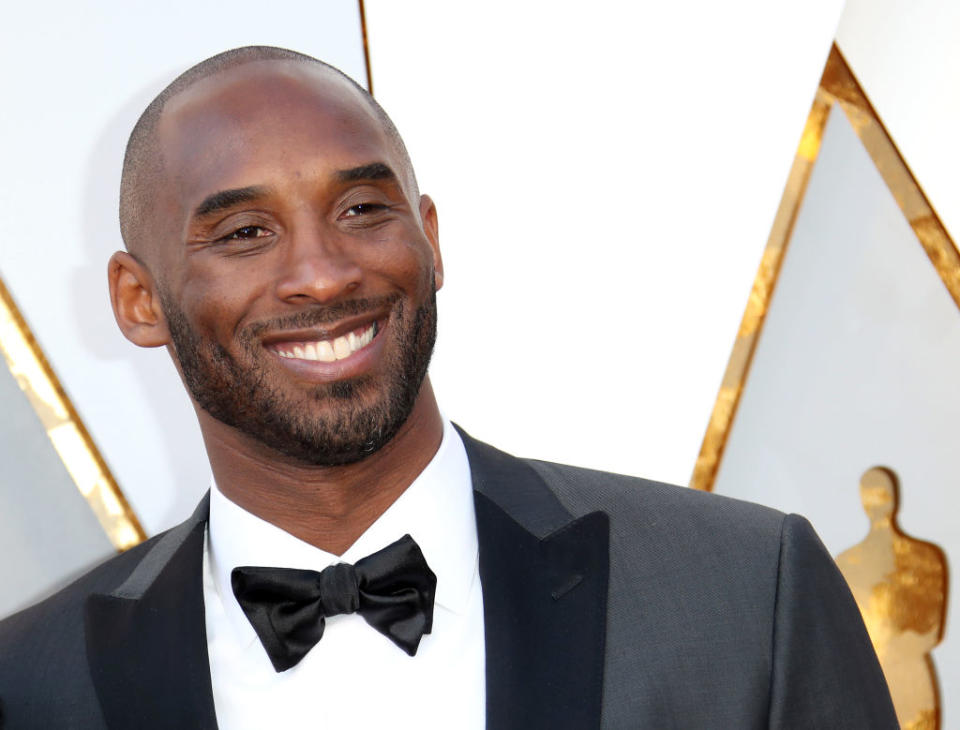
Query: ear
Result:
<box><xmin>419</xmin><ymin>194</ymin><xmax>443</xmax><ymax>291</ymax></box>
<box><xmin>108</xmin><ymin>251</ymin><xmax>170</xmax><ymax>347</ymax></box>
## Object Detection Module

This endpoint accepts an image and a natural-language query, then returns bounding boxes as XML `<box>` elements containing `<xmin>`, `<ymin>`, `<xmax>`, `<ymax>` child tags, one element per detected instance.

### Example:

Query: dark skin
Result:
<box><xmin>108</xmin><ymin>61</ymin><xmax>444</xmax><ymax>555</ymax></box>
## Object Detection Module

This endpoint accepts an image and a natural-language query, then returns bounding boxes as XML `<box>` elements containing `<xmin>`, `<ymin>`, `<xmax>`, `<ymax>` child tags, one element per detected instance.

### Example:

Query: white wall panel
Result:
<box><xmin>365</xmin><ymin>0</ymin><xmax>844</xmax><ymax>484</ymax></box>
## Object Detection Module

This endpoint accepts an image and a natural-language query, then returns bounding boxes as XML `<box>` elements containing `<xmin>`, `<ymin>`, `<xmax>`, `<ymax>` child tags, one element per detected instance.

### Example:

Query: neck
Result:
<box><xmin>198</xmin><ymin>379</ymin><xmax>444</xmax><ymax>555</ymax></box>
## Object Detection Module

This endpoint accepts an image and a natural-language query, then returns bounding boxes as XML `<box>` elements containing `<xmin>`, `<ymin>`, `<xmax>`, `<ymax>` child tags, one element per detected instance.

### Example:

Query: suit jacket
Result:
<box><xmin>0</xmin><ymin>430</ymin><xmax>897</xmax><ymax>729</ymax></box>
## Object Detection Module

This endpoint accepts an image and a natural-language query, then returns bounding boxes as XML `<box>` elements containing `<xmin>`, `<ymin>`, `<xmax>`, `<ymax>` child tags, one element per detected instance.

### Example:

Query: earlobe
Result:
<box><xmin>108</xmin><ymin>251</ymin><xmax>170</xmax><ymax>347</ymax></box>
<box><xmin>419</xmin><ymin>194</ymin><xmax>444</xmax><ymax>291</ymax></box>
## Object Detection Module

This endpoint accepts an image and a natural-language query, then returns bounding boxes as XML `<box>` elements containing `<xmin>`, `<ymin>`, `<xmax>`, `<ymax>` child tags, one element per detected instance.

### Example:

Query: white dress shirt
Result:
<box><xmin>203</xmin><ymin>419</ymin><xmax>485</xmax><ymax>729</ymax></box>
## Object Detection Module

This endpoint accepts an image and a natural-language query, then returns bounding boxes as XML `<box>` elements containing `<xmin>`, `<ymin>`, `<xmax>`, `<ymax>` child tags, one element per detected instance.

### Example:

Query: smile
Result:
<box><xmin>271</xmin><ymin>321</ymin><xmax>379</xmax><ymax>362</ymax></box>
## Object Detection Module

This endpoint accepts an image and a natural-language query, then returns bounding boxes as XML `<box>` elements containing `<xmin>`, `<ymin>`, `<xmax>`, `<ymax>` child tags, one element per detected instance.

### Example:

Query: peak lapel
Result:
<box><xmin>84</xmin><ymin>496</ymin><xmax>218</xmax><ymax>730</ymax></box>
<box><xmin>459</xmin><ymin>430</ymin><xmax>609</xmax><ymax>729</ymax></box>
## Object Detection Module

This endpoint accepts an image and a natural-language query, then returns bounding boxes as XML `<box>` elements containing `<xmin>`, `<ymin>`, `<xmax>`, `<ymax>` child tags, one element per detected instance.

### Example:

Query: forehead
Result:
<box><xmin>157</xmin><ymin>61</ymin><xmax>398</xmax><ymax>204</ymax></box>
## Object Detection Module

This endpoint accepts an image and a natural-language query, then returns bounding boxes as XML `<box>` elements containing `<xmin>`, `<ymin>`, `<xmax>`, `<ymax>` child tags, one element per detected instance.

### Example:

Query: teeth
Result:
<box><xmin>275</xmin><ymin>322</ymin><xmax>378</xmax><ymax>362</ymax></box>
<box><xmin>332</xmin><ymin>336</ymin><xmax>351</xmax><ymax>359</ymax></box>
<box><xmin>317</xmin><ymin>340</ymin><xmax>336</xmax><ymax>362</ymax></box>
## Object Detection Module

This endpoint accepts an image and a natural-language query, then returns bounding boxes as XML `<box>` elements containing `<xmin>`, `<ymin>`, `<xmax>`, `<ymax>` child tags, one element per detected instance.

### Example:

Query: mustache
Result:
<box><xmin>243</xmin><ymin>294</ymin><xmax>401</xmax><ymax>338</ymax></box>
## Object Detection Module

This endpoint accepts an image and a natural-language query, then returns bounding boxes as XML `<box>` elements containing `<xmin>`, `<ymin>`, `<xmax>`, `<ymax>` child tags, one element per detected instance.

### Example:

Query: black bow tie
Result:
<box><xmin>231</xmin><ymin>534</ymin><xmax>437</xmax><ymax>672</ymax></box>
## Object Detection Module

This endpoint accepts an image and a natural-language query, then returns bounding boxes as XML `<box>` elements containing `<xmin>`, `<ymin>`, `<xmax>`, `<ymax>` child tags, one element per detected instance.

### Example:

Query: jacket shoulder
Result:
<box><xmin>521</xmin><ymin>457</ymin><xmax>895</xmax><ymax>726</ymax></box>
<box><xmin>521</xmin><ymin>457</ymin><xmax>793</xmax><ymax>632</ymax></box>
<box><xmin>0</xmin><ymin>532</ymin><xmax>163</xmax><ymax>727</ymax></box>
<box><xmin>0</xmin><ymin>533</ymin><xmax>158</xmax><ymax>638</ymax></box>
<box><xmin>524</xmin><ymin>458</ymin><xmax>787</xmax><ymax>723</ymax></box>
<box><xmin>524</xmin><ymin>457</ymin><xmax>786</xmax><ymax>543</ymax></box>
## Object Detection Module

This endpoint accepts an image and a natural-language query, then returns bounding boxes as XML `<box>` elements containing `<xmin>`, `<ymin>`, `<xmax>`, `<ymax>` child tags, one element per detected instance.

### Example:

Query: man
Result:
<box><xmin>0</xmin><ymin>46</ymin><xmax>896</xmax><ymax>728</ymax></box>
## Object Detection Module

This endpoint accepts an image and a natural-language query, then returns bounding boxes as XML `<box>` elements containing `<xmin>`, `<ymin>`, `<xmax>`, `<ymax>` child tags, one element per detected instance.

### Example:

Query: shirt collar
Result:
<box><xmin>207</xmin><ymin>419</ymin><xmax>478</xmax><ymax>642</ymax></box>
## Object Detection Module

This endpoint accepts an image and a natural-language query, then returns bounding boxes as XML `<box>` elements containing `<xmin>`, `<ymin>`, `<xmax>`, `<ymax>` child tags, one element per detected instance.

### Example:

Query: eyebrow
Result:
<box><xmin>335</xmin><ymin>162</ymin><xmax>399</xmax><ymax>185</ymax></box>
<box><xmin>193</xmin><ymin>186</ymin><xmax>269</xmax><ymax>218</ymax></box>
<box><xmin>191</xmin><ymin>163</ymin><xmax>399</xmax><ymax>219</ymax></box>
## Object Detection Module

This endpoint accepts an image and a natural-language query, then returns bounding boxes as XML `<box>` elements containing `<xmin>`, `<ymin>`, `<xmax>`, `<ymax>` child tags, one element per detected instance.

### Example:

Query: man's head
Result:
<box><xmin>109</xmin><ymin>46</ymin><xmax>443</xmax><ymax>466</ymax></box>
<box><xmin>118</xmin><ymin>47</ymin><xmax>419</xmax><ymax>259</ymax></box>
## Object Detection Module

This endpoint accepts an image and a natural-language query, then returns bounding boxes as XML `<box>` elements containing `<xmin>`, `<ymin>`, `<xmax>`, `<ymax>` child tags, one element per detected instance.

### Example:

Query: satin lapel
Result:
<box><xmin>84</xmin><ymin>496</ymin><xmax>218</xmax><ymax>730</ymax></box>
<box><xmin>458</xmin><ymin>429</ymin><xmax>609</xmax><ymax>730</ymax></box>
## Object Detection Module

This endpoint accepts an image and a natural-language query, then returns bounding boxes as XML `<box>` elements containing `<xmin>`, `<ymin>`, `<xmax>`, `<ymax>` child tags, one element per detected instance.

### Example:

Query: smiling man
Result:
<box><xmin>0</xmin><ymin>47</ymin><xmax>896</xmax><ymax>729</ymax></box>
<box><xmin>116</xmin><ymin>54</ymin><xmax>447</xmax><ymax>559</ymax></box>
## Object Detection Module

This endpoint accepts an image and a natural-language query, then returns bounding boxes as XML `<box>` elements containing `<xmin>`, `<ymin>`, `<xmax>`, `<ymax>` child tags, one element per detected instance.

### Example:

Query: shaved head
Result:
<box><xmin>118</xmin><ymin>46</ymin><xmax>416</xmax><ymax>261</ymax></box>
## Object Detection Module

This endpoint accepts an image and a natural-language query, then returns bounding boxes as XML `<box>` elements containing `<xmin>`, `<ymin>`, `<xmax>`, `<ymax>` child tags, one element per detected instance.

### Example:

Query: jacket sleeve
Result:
<box><xmin>766</xmin><ymin>514</ymin><xmax>898</xmax><ymax>729</ymax></box>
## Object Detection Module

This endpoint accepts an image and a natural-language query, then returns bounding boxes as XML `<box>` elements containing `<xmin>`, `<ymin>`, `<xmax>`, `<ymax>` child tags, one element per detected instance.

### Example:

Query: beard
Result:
<box><xmin>160</xmin><ymin>288</ymin><xmax>437</xmax><ymax>466</ymax></box>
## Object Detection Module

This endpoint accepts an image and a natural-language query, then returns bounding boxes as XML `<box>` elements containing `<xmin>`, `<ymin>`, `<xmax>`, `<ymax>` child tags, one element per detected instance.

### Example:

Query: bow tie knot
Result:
<box><xmin>231</xmin><ymin>534</ymin><xmax>436</xmax><ymax>672</ymax></box>
<box><xmin>317</xmin><ymin>563</ymin><xmax>360</xmax><ymax>616</ymax></box>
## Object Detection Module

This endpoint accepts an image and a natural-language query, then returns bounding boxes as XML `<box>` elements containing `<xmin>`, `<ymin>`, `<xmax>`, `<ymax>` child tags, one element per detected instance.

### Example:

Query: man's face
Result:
<box><xmin>150</xmin><ymin>62</ymin><xmax>441</xmax><ymax>465</ymax></box>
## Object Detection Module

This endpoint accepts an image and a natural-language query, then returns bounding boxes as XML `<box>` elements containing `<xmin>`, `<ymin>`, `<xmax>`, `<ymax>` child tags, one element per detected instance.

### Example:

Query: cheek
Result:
<box><xmin>368</xmin><ymin>234</ymin><xmax>437</xmax><ymax>294</ymax></box>
<box><xmin>178</xmin><ymin>266</ymin><xmax>269</xmax><ymax>337</ymax></box>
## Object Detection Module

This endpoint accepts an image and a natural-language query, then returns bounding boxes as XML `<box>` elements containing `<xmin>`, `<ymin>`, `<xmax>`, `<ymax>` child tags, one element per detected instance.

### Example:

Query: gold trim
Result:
<box><xmin>0</xmin><ymin>277</ymin><xmax>146</xmax><ymax>550</ymax></box>
<box><xmin>691</xmin><ymin>44</ymin><xmax>960</xmax><ymax>491</ymax></box>
<box><xmin>358</xmin><ymin>0</ymin><xmax>374</xmax><ymax>95</ymax></box>
<box><xmin>690</xmin><ymin>89</ymin><xmax>832</xmax><ymax>491</ymax></box>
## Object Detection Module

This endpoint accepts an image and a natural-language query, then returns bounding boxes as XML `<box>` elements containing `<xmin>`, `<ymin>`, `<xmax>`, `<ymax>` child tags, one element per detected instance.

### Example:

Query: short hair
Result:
<box><xmin>118</xmin><ymin>45</ymin><xmax>416</xmax><ymax>256</ymax></box>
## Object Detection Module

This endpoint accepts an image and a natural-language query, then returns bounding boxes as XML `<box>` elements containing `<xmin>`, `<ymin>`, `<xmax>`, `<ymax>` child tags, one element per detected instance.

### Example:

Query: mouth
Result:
<box><xmin>266</xmin><ymin>320</ymin><xmax>380</xmax><ymax>363</ymax></box>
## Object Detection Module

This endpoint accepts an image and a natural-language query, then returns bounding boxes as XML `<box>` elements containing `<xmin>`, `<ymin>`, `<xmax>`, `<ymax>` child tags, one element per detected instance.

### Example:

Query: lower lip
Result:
<box><xmin>266</xmin><ymin>326</ymin><xmax>387</xmax><ymax>383</ymax></box>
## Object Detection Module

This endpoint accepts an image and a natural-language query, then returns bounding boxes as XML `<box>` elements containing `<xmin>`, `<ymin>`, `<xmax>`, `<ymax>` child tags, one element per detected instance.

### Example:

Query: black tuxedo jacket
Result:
<box><xmin>0</xmin><ymin>431</ymin><xmax>896</xmax><ymax>728</ymax></box>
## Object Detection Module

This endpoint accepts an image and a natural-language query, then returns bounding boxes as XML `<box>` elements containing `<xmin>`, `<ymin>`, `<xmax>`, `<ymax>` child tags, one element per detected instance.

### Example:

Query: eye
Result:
<box><xmin>222</xmin><ymin>225</ymin><xmax>270</xmax><ymax>240</ymax></box>
<box><xmin>343</xmin><ymin>202</ymin><xmax>388</xmax><ymax>217</ymax></box>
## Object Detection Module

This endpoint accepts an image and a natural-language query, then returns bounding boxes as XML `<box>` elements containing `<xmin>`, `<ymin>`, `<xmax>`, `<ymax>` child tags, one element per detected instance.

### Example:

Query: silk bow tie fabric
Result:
<box><xmin>231</xmin><ymin>534</ymin><xmax>437</xmax><ymax>672</ymax></box>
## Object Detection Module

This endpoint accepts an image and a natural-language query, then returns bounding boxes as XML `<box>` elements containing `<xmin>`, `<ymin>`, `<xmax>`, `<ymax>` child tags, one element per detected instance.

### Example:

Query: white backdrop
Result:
<box><xmin>365</xmin><ymin>0</ymin><xmax>844</xmax><ymax>485</ymax></box>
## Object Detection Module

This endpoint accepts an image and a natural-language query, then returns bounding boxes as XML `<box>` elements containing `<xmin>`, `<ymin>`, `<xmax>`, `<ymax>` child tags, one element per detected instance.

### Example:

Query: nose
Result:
<box><xmin>274</xmin><ymin>220</ymin><xmax>363</xmax><ymax>303</ymax></box>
